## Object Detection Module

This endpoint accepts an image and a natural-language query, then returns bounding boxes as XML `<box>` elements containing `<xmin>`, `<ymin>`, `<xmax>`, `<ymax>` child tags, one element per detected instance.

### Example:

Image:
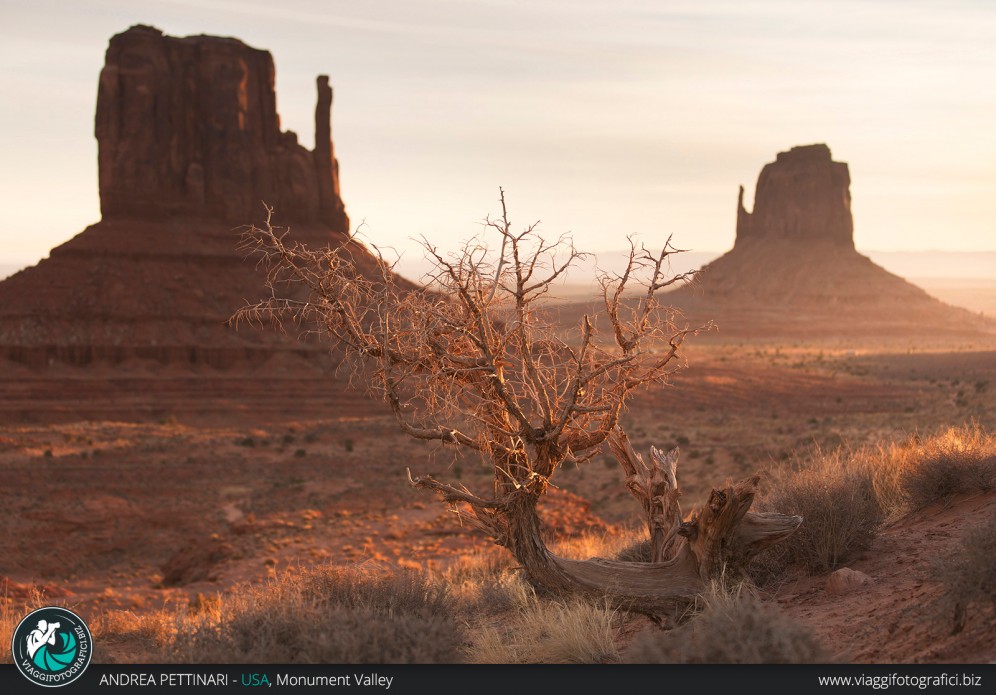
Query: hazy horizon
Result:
<box><xmin>2</xmin><ymin>1</ymin><xmax>995</xmax><ymax>269</ymax></box>
<box><xmin>4</xmin><ymin>249</ymin><xmax>996</xmax><ymax>285</ymax></box>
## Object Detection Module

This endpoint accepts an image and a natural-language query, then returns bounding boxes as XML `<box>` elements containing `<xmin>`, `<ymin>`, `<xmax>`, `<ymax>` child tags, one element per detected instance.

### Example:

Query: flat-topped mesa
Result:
<box><xmin>735</xmin><ymin>144</ymin><xmax>853</xmax><ymax>249</ymax></box>
<box><xmin>95</xmin><ymin>25</ymin><xmax>348</xmax><ymax>231</ymax></box>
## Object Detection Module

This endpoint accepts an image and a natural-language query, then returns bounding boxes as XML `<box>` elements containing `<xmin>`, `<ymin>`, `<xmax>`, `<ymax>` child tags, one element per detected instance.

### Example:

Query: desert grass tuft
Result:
<box><xmin>104</xmin><ymin>566</ymin><xmax>465</xmax><ymax>664</ymax></box>
<box><xmin>932</xmin><ymin>512</ymin><xmax>996</xmax><ymax>633</ymax></box>
<box><xmin>1</xmin><ymin>586</ymin><xmax>65</xmax><ymax>660</ymax></box>
<box><xmin>466</xmin><ymin>587</ymin><xmax>620</xmax><ymax>664</ymax></box>
<box><xmin>550</xmin><ymin>528</ymin><xmax>643</xmax><ymax>562</ymax></box>
<box><xmin>177</xmin><ymin>566</ymin><xmax>461</xmax><ymax>663</ymax></box>
<box><xmin>756</xmin><ymin>446</ymin><xmax>883</xmax><ymax>574</ymax></box>
<box><xmin>614</xmin><ymin>538</ymin><xmax>652</xmax><ymax>563</ymax></box>
<box><xmin>624</xmin><ymin>581</ymin><xmax>826</xmax><ymax>664</ymax></box>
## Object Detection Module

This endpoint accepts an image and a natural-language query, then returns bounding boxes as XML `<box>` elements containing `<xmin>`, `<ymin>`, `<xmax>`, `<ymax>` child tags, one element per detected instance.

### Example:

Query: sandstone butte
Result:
<box><xmin>0</xmin><ymin>25</ymin><xmax>382</xmax><ymax>370</ymax></box>
<box><xmin>0</xmin><ymin>29</ymin><xmax>990</xmax><ymax>376</ymax></box>
<box><xmin>666</xmin><ymin>144</ymin><xmax>992</xmax><ymax>338</ymax></box>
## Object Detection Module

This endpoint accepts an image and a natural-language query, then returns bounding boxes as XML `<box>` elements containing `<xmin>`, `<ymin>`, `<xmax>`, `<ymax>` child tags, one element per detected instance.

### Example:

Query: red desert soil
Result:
<box><xmin>776</xmin><ymin>491</ymin><xmax>996</xmax><ymax>663</ymax></box>
<box><xmin>1</xmin><ymin>342</ymin><xmax>994</xmax><ymax>662</ymax></box>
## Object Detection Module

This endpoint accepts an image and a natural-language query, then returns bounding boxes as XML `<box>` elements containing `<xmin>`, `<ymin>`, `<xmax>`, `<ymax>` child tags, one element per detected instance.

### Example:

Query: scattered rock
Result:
<box><xmin>826</xmin><ymin>567</ymin><xmax>874</xmax><ymax>596</ymax></box>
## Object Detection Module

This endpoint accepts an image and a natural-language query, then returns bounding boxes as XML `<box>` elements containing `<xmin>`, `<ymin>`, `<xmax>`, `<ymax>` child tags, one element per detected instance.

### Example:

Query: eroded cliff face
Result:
<box><xmin>734</xmin><ymin>144</ymin><xmax>853</xmax><ymax>249</ymax></box>
<box><xmin>95</xmin><ymin>25</ymin><xmax>347</xmax><ymax>231</ymax></box>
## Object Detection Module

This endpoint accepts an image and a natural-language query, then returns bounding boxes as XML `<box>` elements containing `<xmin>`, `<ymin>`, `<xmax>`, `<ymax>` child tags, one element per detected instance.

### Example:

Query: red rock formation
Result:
<box><xmin>0</xmin><ymin>25</ymin><xmax>393</xmax><ymax>380</ymax></box>
<box><xmin>669</xmin><ymin>145</ymin><xmax>990</xmax><ymax>336</ymax></box>
<box><xmin>734</xmin><ymin>144</ymin><xmax>853</xmax><ymax>249</ymax></box>
<box><xmin>95</xmin><ymin>25</ymin><xmax>347</xmax><ymax>230</ymax></box>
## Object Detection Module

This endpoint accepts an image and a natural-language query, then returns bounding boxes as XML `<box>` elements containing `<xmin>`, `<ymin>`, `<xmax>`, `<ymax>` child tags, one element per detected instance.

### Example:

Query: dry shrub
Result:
<box><xmin>752</xmin><ymin>424</ymin><xmax>995</xmax><ymax>578</ymax></box>
<box><xmin>466</xmin><ymin>588</ymin><xmax>620</xmax><ymax>664</ymax></box>
<box><xmin>92</xmin><ymin>608</ymin><xmax>180</xmax><ymax>655</ymax></box>
<box><xmin>296</xmin><ymin>565</ymin><xmax>451</xmax><ymax>616</ymax></box>
<box><xmin>932</xmin><ymin>512</ymin><xmax>996</xmax><ymax>632</ymax></box>
<box><xmin>757</xmin><ymin>447</ymin><xmax>883</xmax><ymax>575</ymax></box>
<box><xmin>861</xmin><ymin>424</ymin><xmax>996</xmax><ymax>516</ymax></box>
<box><xmin>162</xmin><ymin>566</ymin><xmax>462</xmax><ymax>664</ymax></box>
<box><xmin>624</xmin><ymin>582</ymin><xmax>826</xmax><ymax>664</ymax></box>
<box><xmin>897</xmin><ymin>425</ymin><xmax>996</xmax><ymax>511</ymax></box>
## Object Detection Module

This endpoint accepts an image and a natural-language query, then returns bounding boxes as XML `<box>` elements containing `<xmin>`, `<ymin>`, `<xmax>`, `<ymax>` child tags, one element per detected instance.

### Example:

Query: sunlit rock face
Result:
<box><xmin>96</xmin><ymin>24</ymin><xmax>347</xmax><ymax>231</ymax></box>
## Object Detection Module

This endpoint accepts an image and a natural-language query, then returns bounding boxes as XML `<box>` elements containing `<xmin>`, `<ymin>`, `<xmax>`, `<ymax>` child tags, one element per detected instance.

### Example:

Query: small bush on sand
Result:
<box><xmin>757</xmin><ymin>448</ymin><xmax>883</xmax><ymax>575</ymax></box>
<box><xmin>297</xmin><ymin>565</ymin><xmax>451</xmax><ymax>616</ymax></box>
<box><xmin>438</xmin><ymin>551</ymin><xmax>524</xmax><ymax>618</ymax></box>
<box><xmin>933</xmin><ymin>513</ymin><xmax>996</xmax><ymax>633</ymax></box>
<box><xmin>175</xmin><ymin>603</ymin><xmax>457</xmax><ymax>664</ymax></box>
<box><xmin>624</xmin><ymin>582</ymin><xmax>826</xmax><ymax>664</ymax></box>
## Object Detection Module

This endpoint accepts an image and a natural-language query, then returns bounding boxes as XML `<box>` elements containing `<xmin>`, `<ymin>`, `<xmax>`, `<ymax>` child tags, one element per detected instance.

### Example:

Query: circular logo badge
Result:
<box><xmin>11</xmin><ymin>607</ymin><xmax>92</xmax><ymax>688</ymax></box>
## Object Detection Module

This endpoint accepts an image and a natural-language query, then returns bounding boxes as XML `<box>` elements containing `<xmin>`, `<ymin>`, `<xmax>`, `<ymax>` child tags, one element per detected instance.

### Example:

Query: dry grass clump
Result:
<box><xmin>756</xmin><ymin>447</ymin><xmax>883</xmax><ymax>574</ymax></box>
<box><xmin>170</xmin><ymin>565</ymin><xmax>461</xmax><ymax>663</ymax></box>
<box><xmin>1</xmin><ymin>595</ymin><xmax>31</xmax><ymax>658</ymax></box>
<box><xmin>466</xmin><ymin>587</ymin><xmax>620</xmax><ymax>664</ymax></box>
<box><xmin>624</xmin><ymin>582</ymin><xmax>826</xmax><ymax>664</ymax></box>
<box><xmin>932</xmin><ymin>512</ymin><xmax>996</xmax><ymax>633</ymax></box>
<box><xmin>1</xmin><ymin>586</ymin><xmax>61</xmax><ymax>658</ymax></box>
<box><xmin>753</xmin><ymin>423</ymin><xmax>995</xmax><ymax>578</ymax></box>
<box><xmin>863</xmin><ymin>424</ymin><xmax>996</xmax><ymax>516</ymax></box>
<box><xmin>439</xmin><ymin>550</ymin><xmax>526</xmax><ymax>618</ymax></box>
<box><xmin>895</xmin><ymin>425</ymin><xmax>996</xmax><ymax>511</ymax></box>
<box><xmin>295</xmin><ymin>564</ymin><xmax>452</xmax><ymax>617</ymax></box>
<box><xmin>92</xmin><ymin>608</ymin><xmax>183</xmax><ymax>660</ymax></box>
<box><xmin>96</xmin><ymin>566</ymin><xmax>463</xmax><ymax>664</ymax></box>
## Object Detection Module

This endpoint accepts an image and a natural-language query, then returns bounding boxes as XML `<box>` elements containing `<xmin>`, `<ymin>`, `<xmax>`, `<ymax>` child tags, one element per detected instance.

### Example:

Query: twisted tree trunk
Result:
<box><xmin>411</xmin><ymin>427</ymin><xmax>801</xmax><ymax>618</ymax></box>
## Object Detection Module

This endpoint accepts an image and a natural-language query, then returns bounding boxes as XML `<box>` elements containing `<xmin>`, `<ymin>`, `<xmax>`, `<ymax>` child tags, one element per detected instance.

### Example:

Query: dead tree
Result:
<box><xmin>234</xmin><ymin>192</ymin><xmax>800</xmax><ymax>616</ymax></box>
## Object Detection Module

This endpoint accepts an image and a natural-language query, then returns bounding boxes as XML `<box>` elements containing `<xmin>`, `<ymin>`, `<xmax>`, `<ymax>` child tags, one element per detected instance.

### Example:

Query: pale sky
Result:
<box><xmin>1</xmin><ymin>0</ymin><xmax>994</xmax><ymax>277</ymax></box>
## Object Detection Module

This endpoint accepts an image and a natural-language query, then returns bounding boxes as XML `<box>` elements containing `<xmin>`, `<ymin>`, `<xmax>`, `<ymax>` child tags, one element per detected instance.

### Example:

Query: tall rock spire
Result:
<box><xmin>313</xmin><ymin>75</ymin><xmax>343</xmax><ymax>228</ymax></box>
